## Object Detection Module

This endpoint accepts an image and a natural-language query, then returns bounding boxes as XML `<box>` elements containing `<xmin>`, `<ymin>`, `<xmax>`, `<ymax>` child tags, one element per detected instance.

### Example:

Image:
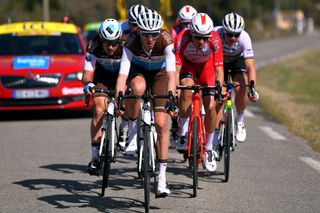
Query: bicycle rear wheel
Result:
<box><xmin>143</xmin><ymin>125</ymin><xmax>151</xmax><ymax>213</ymax></box>
<box><xmin>190</xmin><ymin>117</ymin><xmax>199</xmax><ymax>197</ymax></box>
<box><xmin>223</xmin><ymin>109</ymin><xmax>232</xmax><ymax>182</ymax></box>
<box><xmin>101</xmin><ymin>115</ymin><xmax>113</xmax><ymax>196</ymax></box>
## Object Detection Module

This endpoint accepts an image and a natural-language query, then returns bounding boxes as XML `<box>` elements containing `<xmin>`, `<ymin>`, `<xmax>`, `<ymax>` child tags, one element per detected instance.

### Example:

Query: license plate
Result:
<box><xmin>13</xmin><ymin>89</ymin><xmax>49</xmax><ymax>99</ymax></box>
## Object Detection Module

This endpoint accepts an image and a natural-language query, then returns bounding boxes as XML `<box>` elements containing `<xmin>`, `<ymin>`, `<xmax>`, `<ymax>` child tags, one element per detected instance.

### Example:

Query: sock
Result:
<box><xmin>212</xmin><ymin>129</ymin><xmax>220</xmax><ymax>150</ymax></box>
<box><xmin>236</xmin><ymin>111</ymin><xmax>244</xmax><ymax>124</ymax></box>
<box><xmin>205</xmin><ymin>132</ymin><xmax>214</xmax><ymax>150</ymax></box>
<box><xmin>180</xmin><ymin>117</ymin><xmax>189</xmax><ymax>137</ymax></box>
<box><xmin>158</xmin><ymin>162</ymin><xmax>167</xmax><ymax>182</ymax></box>
<box><xmin>91</xmin><ymin>145</ymin><xmax>99</xmax><ymax>160</ymax></box>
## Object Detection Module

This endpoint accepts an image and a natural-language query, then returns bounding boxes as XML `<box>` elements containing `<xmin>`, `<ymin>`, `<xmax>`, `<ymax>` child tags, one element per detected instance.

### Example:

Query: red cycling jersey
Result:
<box><xmin>174</xmin><ymin>29</ymin><xmax>223</xmax><ymax>85</ymax></box>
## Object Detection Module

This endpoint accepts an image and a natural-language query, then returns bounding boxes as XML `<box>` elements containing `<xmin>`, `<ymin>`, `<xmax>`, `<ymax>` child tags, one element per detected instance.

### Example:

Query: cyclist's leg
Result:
<box><xmin>231</xmin><ymin>57</ymin><xmax>249</xmax><ymax>142</ymax></box>
<box><xmin>178</xmin><ymin>61</ymin><xmax>195</xmax><ymax>152</ymax></box>
<box><xmin>199</xmin><ymin>60</ymin><xmax>218</xmax><ymax>171</ymax></box>
<box><xmin>152</xmin><ymin>69</ymin><xmax>171</xmax><ymax>197</ymax></box>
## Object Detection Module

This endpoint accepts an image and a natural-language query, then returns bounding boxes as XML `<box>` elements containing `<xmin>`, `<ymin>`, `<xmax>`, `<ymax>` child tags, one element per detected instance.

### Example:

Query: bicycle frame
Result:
<box><xmin>187</xmin><ymin>90</ymin><xmax>206</xmax><ymax>163</ymax></box>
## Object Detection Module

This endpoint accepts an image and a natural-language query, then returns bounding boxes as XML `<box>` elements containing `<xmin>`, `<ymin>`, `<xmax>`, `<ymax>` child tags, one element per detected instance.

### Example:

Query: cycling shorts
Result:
<box><xmin>179</xmin><ymin>59</ymin><xmax>215</xmax><ymax>86</ymax></box>
<box><xmin>224</xmin><ymin>56</ymin><xmax>248</xmax><ymax>81</ymax></box>
<box><xmin>128</xmin><ymin>63</ymin><xmax>169</xmax><ymax>113</ymax></box>
<box><xmin>93</xmin><ymin>64</ymin><xmax>119</xmax><ymax>98</ymax></box>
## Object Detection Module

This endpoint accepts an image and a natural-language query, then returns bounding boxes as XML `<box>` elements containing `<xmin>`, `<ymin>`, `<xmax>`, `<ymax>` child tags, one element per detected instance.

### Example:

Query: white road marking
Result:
<box><xmin>244</xmin><ymin>109</ymin><xmax>255</xmax><ymax>118</ymax></box>
<box><xmin>259</xmin><ymin>126</ymin><xmax>286</xmax><ymax>140</ymax></box>
<box><xmin>299</xmin><ymin>157</ymin><xmax>320</xmax><ymax>173</ymax></box>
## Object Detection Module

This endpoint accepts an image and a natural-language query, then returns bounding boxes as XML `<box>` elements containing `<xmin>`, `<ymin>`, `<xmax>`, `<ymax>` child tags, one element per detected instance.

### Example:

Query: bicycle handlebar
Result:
<box><xmin>117</xmin><ymin>91</ymin><xmax>177</xmax><ymax>112</ymax></box>
<box><xmin>177</xmin><ymin>81</ymin><xmax>222</xmax><ymax>101</ymax></box>
<box><xmin>85</xmin><ymin>88</ymin><xmax>115</xmax><ymax>107</ymax></box>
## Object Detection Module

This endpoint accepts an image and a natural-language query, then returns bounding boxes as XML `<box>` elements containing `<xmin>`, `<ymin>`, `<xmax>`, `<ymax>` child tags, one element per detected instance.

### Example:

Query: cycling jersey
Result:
<box><xmin>119</xmin><ymin>29</ymin><xmax>176</xmax><ymax>75</ymax></box>
<box><xmin>174</xmin><ymin>29</ymin><xmax>223</xmax><ymax>85</ymax></box>
<box><xmin>214</xmin><ymin>26</ymin><xmax>254</xmax><ymax>63</ymax></box>
<box><xmin>84</xmin><ymin>35</ymin><xmax>123</xmax><ymax>91</ymax></box>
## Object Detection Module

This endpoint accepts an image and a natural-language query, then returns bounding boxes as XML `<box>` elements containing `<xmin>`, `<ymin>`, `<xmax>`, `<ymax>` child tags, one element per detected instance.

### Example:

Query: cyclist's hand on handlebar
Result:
<box><xmin>248</xmin><ymin>80</ymin><xmax>259</xmax><ymax>102</ymax></box>
<box><xmin>83</xmin><ymin>82</ymin><xmax>95</xmax><ymax>95</ymax></box>
<box><xmin>116</xmin><ymin>91</ymin><xmax>125</xmax><ymax>116</ymax></box>
<box><xmin>248</xmin><ymin>90</ymin><xmax>260</xmax><ymax>102</ymax></box>
<box><xmin>166</xmin><ymin>91</ymin><xmax>179</xmax><ymax>117</ymax></box>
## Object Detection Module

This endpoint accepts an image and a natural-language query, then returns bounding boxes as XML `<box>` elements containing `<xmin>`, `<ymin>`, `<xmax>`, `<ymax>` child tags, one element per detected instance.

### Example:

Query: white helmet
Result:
<box><xmin>222</xmin><ymin>12</ymin><xmax>245</xmax><ymax>33</ymax></box>
<box><xmin>190</xmin><ymin>13</ymin><xmax>214</xmax><ymax>35</ymax></box>
<box><xmin>99</xmin><ymin>19</ymin><xmax>122</xmax><ymax>40</ymax></box>
<box><xmin>128</xmin><ymin>4</ymin><xmax>147</xmax><ymax>24</ymax></box>
<box><xmin>137</xmin><ymin>9</ymin><xmax>163</xmax><ymax>31</ymax></box>
<box><xmin>178</xmin><ymin>5</ymin><xmax>197</xmax><ymax>22</ymax></box>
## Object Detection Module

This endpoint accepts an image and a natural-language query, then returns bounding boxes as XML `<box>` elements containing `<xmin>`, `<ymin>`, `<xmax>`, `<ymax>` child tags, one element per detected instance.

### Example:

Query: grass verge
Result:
<box><xmin>257</xmin><ymin>49</ymin><xmax>320</xmax><ymax>152</ymax></box>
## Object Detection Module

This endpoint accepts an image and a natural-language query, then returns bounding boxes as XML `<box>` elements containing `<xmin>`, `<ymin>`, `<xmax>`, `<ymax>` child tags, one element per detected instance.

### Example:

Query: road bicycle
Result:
<box><xmin>85</xmin><ymin>88</ymin><xmax>119</xmax><ymax>196</ymax></box>
<box><xmin>118</xmin><ymin>89</ymin><xmax>175</xmax><ymax>213</ymax></box>
<box><xmin>218</xmin><ymin>71</ymin><xmax>255</xmax><ymax>182</ymax></box>
<box><xmin>177</xmin><ymin>83</ymin><xmax>221</xmax><ymax>198</ymax></box>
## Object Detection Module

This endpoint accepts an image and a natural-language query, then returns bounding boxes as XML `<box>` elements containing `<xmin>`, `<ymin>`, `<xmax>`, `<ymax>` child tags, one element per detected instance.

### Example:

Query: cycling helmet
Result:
<box><xmin>190</xmin><ymin>13</ymin><xmax>213</xmax><ymax>35</ymax></box>
<box><xmin>99</xmin><ymin>19</ymin><xmax>122</xmax><ymax>40</ymax></box>
<box><xmin>128</xmin><ymin>4</ymin><xmax>147</xmax><ymax>24</ymax></box>
<box><xmin>137</xmin><ymin>9</ymin><xmax>163</xmax><ymax>31</ymax></box>
<box><xmin>222</xmin><ymin>12</ymin><xmax>245</xmax><ymax>33</ymax></box>
<box><xmin>178</xmin><ymin>5</ymin><xmax>197</xmax><ymax>22</ymax></box>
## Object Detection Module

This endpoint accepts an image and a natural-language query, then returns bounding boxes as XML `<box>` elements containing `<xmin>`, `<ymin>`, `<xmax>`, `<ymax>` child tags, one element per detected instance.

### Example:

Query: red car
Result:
<box><xmin>0</xmin><ymin>22</ymin><xmax>88</xmax><ymax>111</ymax></box>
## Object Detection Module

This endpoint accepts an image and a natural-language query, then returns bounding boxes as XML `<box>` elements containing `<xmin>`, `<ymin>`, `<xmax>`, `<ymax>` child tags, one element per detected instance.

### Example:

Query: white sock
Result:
<box><xmin>205</xmin><ymin>132</ymin><xmax>214</xmax><ymax>150</ymax></box>
<box><xmin>236</xmin><ymin>111</ymin><xmax>244</xmax><ymax>124</ymax></box>
<box><xmin>180</xmin><ymin>117</ymin><xmax>189</xmax><ymax>137</ymax></box>
<box><xmin>92</xmin><ymin>146</ymin><xmax>99</xmax><ymax>160</ymax></box>
<box><xmin>158</xmin><ymin>163</ymin><xmax>167</xmax><ymax>182</ymax></box>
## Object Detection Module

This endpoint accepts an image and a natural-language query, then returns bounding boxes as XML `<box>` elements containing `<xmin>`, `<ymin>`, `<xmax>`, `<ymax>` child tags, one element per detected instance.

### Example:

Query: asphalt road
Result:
<box><xmin>1</xmin><ymin>32</ymin><xmax>320</xmax><ymax>213</ymax></box>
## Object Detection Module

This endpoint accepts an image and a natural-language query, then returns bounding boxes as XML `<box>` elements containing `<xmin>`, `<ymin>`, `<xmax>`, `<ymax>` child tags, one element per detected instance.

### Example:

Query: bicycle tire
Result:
<box><xmin>223</xmin><ymin>109</ymin><xmax>232</xmax><ymax>182</ymax></box>
<box><xmin>191</xmin><ymin>117</ymin><xmax>199</xmax><ymax>197</ymax></box>
<box><xmin>143</xmin><ymin>125</ymin><xmax>151</xmax><ymax>213</ymax></box>
<box><xmin>101</xmin><ymin>114</ymin><xmax>113</xmax><ymax>196</ymax></box>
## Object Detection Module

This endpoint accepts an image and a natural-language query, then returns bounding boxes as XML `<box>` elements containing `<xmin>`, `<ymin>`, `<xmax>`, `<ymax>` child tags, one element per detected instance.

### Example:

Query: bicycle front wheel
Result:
<box><xmin>223</xmin><ymin>109</ymin><xmax>232</xmax><ymax>182</ymax></box>
<box><xmin>143</xmin><ymin>125</ymin><xmax>151</xmax><ymax>212</ymax></box>
<box><xmin>101</xmin><ymin>115</ymin><xmax>113</xmax><ymax>196</ymax></box>
<box><xmin>190</xmin><ymin>117</ymin><xmax>199</xmax><ymax>197</ymax></box>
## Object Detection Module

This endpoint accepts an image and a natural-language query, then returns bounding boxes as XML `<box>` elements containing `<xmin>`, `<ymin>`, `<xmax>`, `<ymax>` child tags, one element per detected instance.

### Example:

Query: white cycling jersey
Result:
<box><xmin>214</xmin><ymin>26</ymin><xmax>254</xmax><ymax>63</ymax></box>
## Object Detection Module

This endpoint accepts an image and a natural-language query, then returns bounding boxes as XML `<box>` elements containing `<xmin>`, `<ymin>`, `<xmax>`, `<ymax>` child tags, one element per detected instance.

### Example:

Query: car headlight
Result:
<box><xmin>65</xmin><ymin>71</ymin><xmax>83</xmax><ymax>81</ymax></box>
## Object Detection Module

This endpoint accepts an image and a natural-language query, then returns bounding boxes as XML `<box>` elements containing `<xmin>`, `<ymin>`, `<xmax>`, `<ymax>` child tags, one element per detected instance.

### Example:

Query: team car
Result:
<box><xmin>0</xmin><ymin>22</ymin><xmax>87</xmax><ymax>111</ymax></box>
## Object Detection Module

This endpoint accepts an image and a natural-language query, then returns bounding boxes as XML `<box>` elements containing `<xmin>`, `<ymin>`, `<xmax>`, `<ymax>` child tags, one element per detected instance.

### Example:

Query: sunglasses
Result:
<box><xmin>140</xmin><ymin>31</ymin><xmax>160</xmax><ymax>39</ymax></box>
<box><xmin>225</xmin><ymin>32</ymin><xmax>241</xmax><ymax>38</ymax></box>
<box><xmin>129</xmin><ymin>21</ymin><xmax>138</xmax><ymax>27</ymax></box>
<box><xmin>181</xmin><ymin>21</ymin><xmax>191</xmax><ymax>26</ymax></box>
<box><xmin>102</xmin><ymin>40</ymin><xmax>121</xmax><ymax>46</ymax></box>
<box><xmin>192</xmin><ymin>33</ymin><xmax>210</xmax><ymax>41</ymax></box>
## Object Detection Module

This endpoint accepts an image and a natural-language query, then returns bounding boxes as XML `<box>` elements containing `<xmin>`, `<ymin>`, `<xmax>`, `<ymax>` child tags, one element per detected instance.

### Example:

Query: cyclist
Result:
<box><xmin>115</xmin><ymin>9</ymin><xmax>176</xmax><ymax>197</ymax></box>
<box><xmin>118</xmin><ymin>4</ymin><xmax>149</xmax><ymax>154</ymax></box>
<box><xmin>214</xmin><ymin>12</ymin><xmax>259</xmax><ymax>144</ymax></box>
<box><xmin>174</xmin><ymin>13</ymin><xmax>224</xmax><ymax>172</ymax></box>
<box><xmin>121</xmin><ymin>4</ymin><xmax>148</xmax><ymax>38</ymax></box>
<box><xmin>170</xmin><ymin>5</ymin><xmax>197</xmax><ymax>41</ymax></box>
<box><xmin>170</xmin><ymin>5</ymin><xmax>197</xmax><ymax>147</ymax></box>
<box><xmin>82</xmin><ymin>19</ymin><xmax>123</xmax><ymax>175</ymax></box>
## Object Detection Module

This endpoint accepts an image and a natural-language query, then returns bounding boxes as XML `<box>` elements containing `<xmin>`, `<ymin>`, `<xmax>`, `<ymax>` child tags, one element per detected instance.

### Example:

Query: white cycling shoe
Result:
<box><xmin>236</xmin><ymin>122</ymin><xmax>247</xmax><ymax>142</ymax></box>
<box><xmin>156</xmin><ymin>177</ymin><xmax>171</xmax><ymax>198</ymax></box>
<box><xmin>205</xmin><ymin>149</ymin><xmax>218</xmax><ymax>172</ymax></box>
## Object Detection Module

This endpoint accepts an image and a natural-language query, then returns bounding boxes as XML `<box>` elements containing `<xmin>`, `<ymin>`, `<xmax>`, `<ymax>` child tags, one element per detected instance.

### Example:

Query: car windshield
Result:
<box><xmin>0</xmin><ymin>33</ymin><xmax>84</xmax><ymax>55</ymax></box>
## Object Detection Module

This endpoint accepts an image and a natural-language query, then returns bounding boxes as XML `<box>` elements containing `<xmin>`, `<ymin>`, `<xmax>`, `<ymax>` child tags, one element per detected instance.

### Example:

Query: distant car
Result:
<box><xmin>0</xmin><ymin>21</ymin><xmax>87</xmax><ymax>111</ymax></box>
<box><xmin>82</xmin><ymin>22</ymin><xmax>100</xmax><ymax>43</ymax></box>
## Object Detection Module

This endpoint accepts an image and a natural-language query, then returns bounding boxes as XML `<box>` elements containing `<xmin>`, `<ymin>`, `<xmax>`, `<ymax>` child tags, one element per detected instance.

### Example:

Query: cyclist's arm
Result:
<box><xmin>242</xmin><ymin>31</ymin><xmax>257</xmax><ymax>86</ymax></box>
<box><xmin>82</xmin><ymin>53</ymin><xmax>96</xmax><ymax>84</ymax></box>
<box><xmin>116</xmin><ymin>47</ymin><xmax>132</xmax><ymax>99</ymax></box>
<box><xmin>245</xmin><ymin>59</ymin><xmax>257</xmax><ymax>86</ymax></box>
<box><xmin>164</xmin><ymin>43</ymin><xmax>176</xmax><ymax>94</ymax></box>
